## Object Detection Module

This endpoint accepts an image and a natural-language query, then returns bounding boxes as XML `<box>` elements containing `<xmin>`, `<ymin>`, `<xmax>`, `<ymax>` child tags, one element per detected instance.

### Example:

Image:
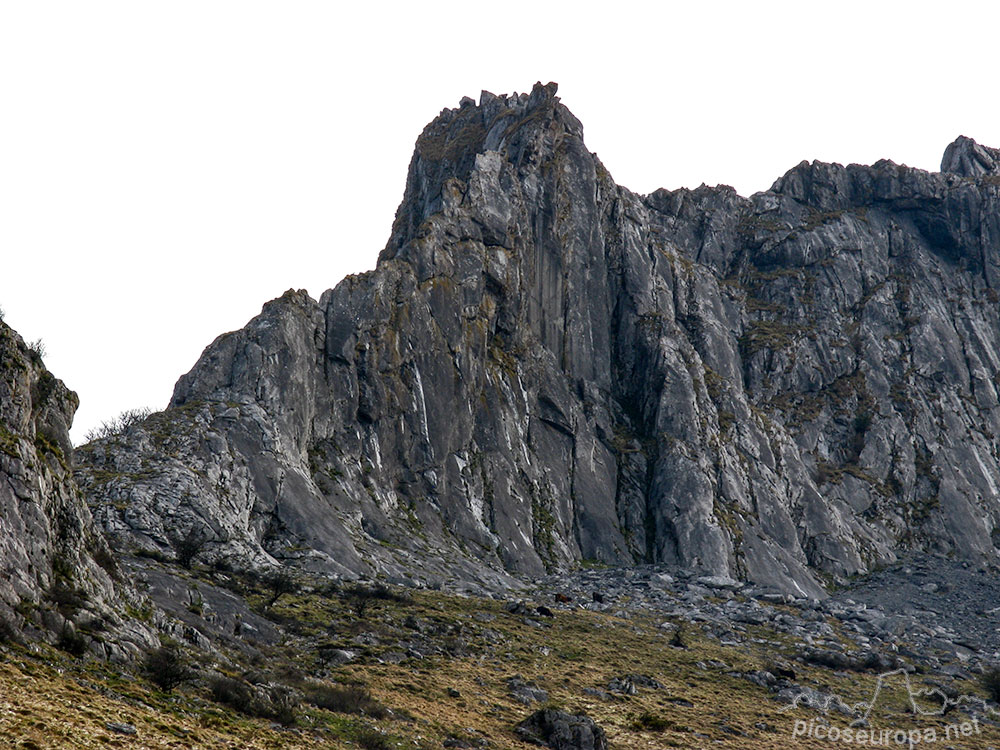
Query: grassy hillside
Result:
<box><xmin>2</xmin><ymin>565</ymin><xmax>997</xmax><ymax>749</ymax></box>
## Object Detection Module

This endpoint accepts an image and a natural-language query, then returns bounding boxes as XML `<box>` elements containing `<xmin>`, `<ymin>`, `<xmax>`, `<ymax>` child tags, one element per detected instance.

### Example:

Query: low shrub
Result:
<box><xmin>355</xmin><ymin>728</ymin><xmax>392</xmax><ymax>750</ymax></box>
<box><xmin>208</xmin><ymin>675</ymin><xmax>299</xmax><ymax>725</ymax></box>
<box><xmin>27</xmin><ymin>339</ymin><xmax>46</xmax><ymax>360</ymax></box>
<box><xmin>0</xmin><ymin>614</ymin><xmax>21</xmax><ymax>644</ymax></box>
<box><xmin>210</xmin><ymin>675</ymin><xmax>255</xmax><ymax>714</ymax></box>
<box><xmin>981</xmin><ymin>666</ymin><xmax>1000</xmax><ymax>702</ymax></box>
<box><xmin>631</xmin><ymin>711</ymin><xmax>673</xmax><ymax>731</ymax></box>
<box><xmin>341</xmin><ymin>583</ymin><xmax>411</xmax><ymax>618</ymax></box>
<box><xmin>305</xmin><ymin>683</ymin><xmax>388</xmax><ymax>718</ymax></box>
<box><xmin>83</xmin><ymin>407</ymin><xmax>152</xmax><ymax>443</ymax></box>
<box><xmin>173</xmin><ymin>528</ymin><xmax>207</xmax><ymax>570</ymax></box>
<box><xmin>49</xmin><ymin>582</ymin><xmax>86</xmax><ymax>618</ymax></box>
<box><xmin>144</xmin><ymin>645</ymin><xmax>192</xmax><ymax>691</ymax></box>
<box><xmin>90</xmin><ymin>543</ymin><xmax>123</xmax><ymax>582</ymax></box>
<box><xmin>57</xmin><ymin>626</ymin><xmax>88</xmax><ymax>657</ymax></box>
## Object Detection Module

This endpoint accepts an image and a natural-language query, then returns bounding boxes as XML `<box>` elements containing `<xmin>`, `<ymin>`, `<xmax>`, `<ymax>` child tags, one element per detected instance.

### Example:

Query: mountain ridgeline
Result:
<box><xmin>76</xmin><ymin>83</ymin><xmax>1000</xmax><ymax>598</ymax></box>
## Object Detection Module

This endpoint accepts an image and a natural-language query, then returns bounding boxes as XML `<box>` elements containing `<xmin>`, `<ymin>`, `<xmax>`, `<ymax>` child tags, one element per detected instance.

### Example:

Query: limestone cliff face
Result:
<box><xmin>77</xmin><ymin>83</ymin><xmax>1000</xmax><ymax>597</ymax></box>
<box><xmin>0</xmin><ymin>322</ymin><xmax>153</xmax><ymax>656</ymax></box>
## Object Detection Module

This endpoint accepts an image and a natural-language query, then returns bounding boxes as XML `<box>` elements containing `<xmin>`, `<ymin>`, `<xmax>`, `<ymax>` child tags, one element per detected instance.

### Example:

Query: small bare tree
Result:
<box><xmin>143</xmin><ymin>645</ymin><xmax>192</xmax><ymax>691</ymax></box>
<box><xmin>173</xmin><ymin>527</ymin><xmax>208</xmax><ymax>569</ymax></box>
<box><xmin>341</xmin><ymin>583</ymin><xmax>410</xmax><ymax>619</ymax></box>
<box><xmin>263</xmin><ymin>571</ymin><xmax>298</xmax><ymax>609</ymax></box>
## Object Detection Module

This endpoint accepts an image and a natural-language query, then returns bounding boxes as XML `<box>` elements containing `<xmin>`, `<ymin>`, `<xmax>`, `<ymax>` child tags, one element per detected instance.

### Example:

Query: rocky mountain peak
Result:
<box><xmin>941</xmin><ymin>134</ymin><xmax>1000</xmax><ymax>178</ymax></box>
<box><xmin>77</xmin><ymin>87</ymin><xmax>1000</xmax><ymax>601</ymax></box>
<box><xmin>381</xmin><ymin>81</ymin><xmax>580</xmax><ymax>260</ymax></box>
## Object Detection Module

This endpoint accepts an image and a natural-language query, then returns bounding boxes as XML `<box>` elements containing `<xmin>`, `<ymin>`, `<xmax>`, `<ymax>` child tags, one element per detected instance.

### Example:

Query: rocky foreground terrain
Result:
<box><xmin>4</xmin><ymin>83</ymin><xmax>1000</xmax><ymax>747</ymax></box>
<box><xmin>2</xmin><ymin>551</ymin><xmax>1000</xmax><ymax>748</ymax></box>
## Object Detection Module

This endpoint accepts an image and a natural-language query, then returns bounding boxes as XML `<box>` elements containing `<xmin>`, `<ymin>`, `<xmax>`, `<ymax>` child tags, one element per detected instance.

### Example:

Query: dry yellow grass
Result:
<box><xmin>1</xmin><ymin>583</ymin><xmax>997</xmax><ymax>749</ymax></box>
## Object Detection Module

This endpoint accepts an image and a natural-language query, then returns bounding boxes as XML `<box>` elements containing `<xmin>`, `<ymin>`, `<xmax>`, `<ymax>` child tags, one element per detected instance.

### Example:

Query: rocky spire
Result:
<box><xmin>381</xmin><ymin>81</ymin><xmax>578</xmax><ymax>260</ymax></box>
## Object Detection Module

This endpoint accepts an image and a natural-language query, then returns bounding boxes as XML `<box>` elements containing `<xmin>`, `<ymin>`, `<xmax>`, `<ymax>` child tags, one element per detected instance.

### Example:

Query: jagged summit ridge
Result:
<box><xmin>78</xmin><ymin>86</ymin><xmax>1000</xmax><ymax>598</ymax></box>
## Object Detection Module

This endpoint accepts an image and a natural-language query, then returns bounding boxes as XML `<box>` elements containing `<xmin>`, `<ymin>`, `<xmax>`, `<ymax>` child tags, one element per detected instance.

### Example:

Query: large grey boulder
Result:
<box><xmin>515</xmin><ymin>708</ymin><xmax>607</xmax><ymax>750</ymax></box>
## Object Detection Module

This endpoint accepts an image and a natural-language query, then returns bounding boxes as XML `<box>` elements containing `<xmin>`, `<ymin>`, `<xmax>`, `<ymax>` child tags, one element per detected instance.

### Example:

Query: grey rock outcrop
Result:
<box><xmin>941</xmin><ymin>135</ymin><xmax>1000</xmax><ymax>178</ymax></box>
<box><xmin>0</xmin><ymin>322</ymin><xmax>154</xmax><ymax>657</ymax></box>
<box><xmin>76</xmin><ymin>82</ymin><xmax>1000</xmax><ymax>597</ymax></box>
<box><xmin>515</xmin><ymin>708</ymin><xmax>607</xmax><ymax>750</ymax></box>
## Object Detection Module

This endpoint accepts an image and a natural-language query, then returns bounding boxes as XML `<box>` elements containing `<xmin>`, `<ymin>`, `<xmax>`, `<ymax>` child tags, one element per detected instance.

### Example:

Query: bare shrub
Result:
<box><xmin>143</xmin><ymin>645</ymin><xmax>192</xmax><ymax>691</ymax></box>
<box><xmin>341</xmin><ymin>583</ymin><xmax>411</xmax><ymax>619</ymax></box>
<box><xmin>84</xmin><ymin>407</ymin><xmax>152</xmax><ymax>443</ymax></box>
<box><xmin>263</xmin><ymin>571</ymin><xmax>298</xmax><ymax>609</ymax></box>
<box><xmin>173</xmin><ymin>528</ymin><xmax>207</xmax><ymax>569</ymax></box>
<box><xmin>355</xmin><ymin>728</ymin><xmax>392</xmax><ymax>750</ymax></box>
<box><xmin>57</xmin><ymin>626</ymin><xmax>88</xmax><ymax>657</ymax></box>
<box><xmin>982</xmin><ymin>666</ymin><xmax>1000</xmax><ymax>703</ymax></box>
<box><xmin>27</xmin><ymin>338</ymin><xmax>46</xmax><ymax>359</ymax></box>
<box><xmin>208</xmin><ymin>675</ymin><xmax>299</xmax><ymax>725</ymax></box>
<box><xmin>305</xmin><ymin>682</ymin><xmax>388</xmax><ymax>718</ymax></box>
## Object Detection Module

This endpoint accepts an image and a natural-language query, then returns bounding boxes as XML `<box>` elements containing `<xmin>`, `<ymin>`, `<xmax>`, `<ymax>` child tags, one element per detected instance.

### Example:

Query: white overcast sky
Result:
<box><xmin>2</xmin><ymin>2</ymin><xmax>998</xmax><ymax>444</ymax></box>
